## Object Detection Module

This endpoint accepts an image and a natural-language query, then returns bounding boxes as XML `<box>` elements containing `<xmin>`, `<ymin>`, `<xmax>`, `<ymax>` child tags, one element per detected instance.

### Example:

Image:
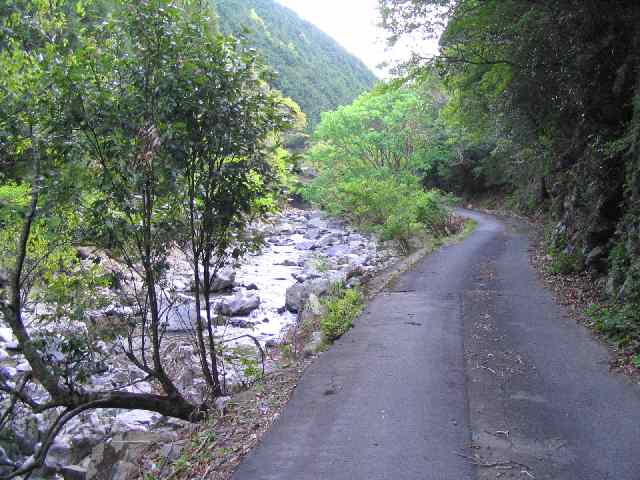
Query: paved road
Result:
<box><xmin>233</xmin><ymin>211</ymin><xmax>640</xmax><ymax>480</ymax></box>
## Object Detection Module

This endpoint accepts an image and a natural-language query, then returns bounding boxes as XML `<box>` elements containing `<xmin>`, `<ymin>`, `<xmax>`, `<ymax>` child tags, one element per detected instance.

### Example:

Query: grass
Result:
<box><xmin>320</xmin><ymin>283</ymin><xmax>364</xmax><ymax>343</ymax></box>
<box><xmin>437</xmin><ymin>217</ymin><xmax>478</xmax><ymax>247</ymax></box>
<box><xmin>586</xmin><ymin>303</ymin><xmax>640</xmax><ymax>354</ymax></box>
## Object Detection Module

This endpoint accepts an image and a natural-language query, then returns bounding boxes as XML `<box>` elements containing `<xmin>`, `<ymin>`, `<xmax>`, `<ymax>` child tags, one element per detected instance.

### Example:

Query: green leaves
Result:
<box><xmin>310</xmin><ymin>85</ymin><xmax>447</xmax><ymax>175</ymax></box>
<box><xmin>215</xmin><ymin>0</ymin><xmax>376</xmax><ymax>127</ymax></box>
<box><xmin>0</xmin><ymin>0</ymin><xmax>293</xmax><ymax>396</ymax></box>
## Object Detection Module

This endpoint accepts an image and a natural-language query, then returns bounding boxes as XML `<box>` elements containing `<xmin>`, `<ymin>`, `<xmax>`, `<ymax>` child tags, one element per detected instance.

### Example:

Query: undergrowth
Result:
<box><xmin>320</xmin><ymin>283</ymin><xmax>364</xmax><ymax>343</ymax></box>
<box><xmin>587</xmin><ymin>303</ymin><xmax>640</xmax><ymax>361</ymax></box>
<box><xmin>303</xmin><ymin>169</ymin><xmax>452</xmax><ymax>253</ymax></box>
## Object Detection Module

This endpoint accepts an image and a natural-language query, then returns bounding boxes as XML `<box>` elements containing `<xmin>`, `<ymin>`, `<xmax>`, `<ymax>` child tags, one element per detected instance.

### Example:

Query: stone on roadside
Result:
<box><xmin>285</xmin><ymin>278</ymin><xmax>331</xmax><ymax>313</ymax></box>
<box><xmin>303</xmin><ymin>331</ymin><xmax>324</xmax><ymax>358</ymax></box>
<box><xmin>215</xmin><ymin>396</ymin><xmax>232</xmax><ymax>415</ymax></box>
<box><xmin>298</xmin><ymin>293</ymin><xmax>327</xmax><ymax>326</ymax></box>
<box><xmin>87</xmin><ymin>432</ymin><xmax>177</xmax><ymax>480</ymax></box>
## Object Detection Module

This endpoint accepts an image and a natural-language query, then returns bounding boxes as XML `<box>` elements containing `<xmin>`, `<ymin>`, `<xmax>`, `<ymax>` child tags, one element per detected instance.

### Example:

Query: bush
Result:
<box><xmin>303</xmin><ymin>169</ymin><xmax>450</xmax><ymax>252</ymax></box>
<box><xmin>549</xmin><ymin>250</ymin><xmax>585</xmax><ymax>275</ymax></box>
<box><xmin>547</xmin><ymin>231</ymin><xmax>585</xmax><ymax>274</ymax></box>
<box><xmin>587</xmin><ymin>303</ymin><xmax>640</xmax><ymax>352</ymax></box>
<box><xmin>320</xmin><ymin>285</ymin><xmax>364</xmax><ymax>342</ymax></box>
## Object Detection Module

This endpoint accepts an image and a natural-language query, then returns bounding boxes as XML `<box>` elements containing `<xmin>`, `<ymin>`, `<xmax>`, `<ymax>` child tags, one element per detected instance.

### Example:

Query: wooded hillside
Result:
<box><xmin>214</xmin><ymin>0</ymin><xmax>378</xmax><ymax>126</ymax></box>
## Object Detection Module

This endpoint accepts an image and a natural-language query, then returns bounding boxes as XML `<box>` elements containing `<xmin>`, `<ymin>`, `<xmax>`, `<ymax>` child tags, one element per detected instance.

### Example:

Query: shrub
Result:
<box><xmin>320</xmin><ymin>285</ymin><xmax>364</xmax><ymax>342</ymax></box>
<box><xmin>303</xmin><ymin>169</ymin><xmax>450</xmax><ymax>252</ymax></box>
<box><xmin>587</xmin><ymin>303</ymin><xmax>640</xmax><ymax>351</ymax></box>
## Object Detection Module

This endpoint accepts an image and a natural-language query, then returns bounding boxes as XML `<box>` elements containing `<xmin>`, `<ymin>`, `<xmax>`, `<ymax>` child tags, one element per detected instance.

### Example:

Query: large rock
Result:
<box><xmin>216</xmin><ymin>294</ymin><xmax>261</xmax><ymax>317</ymax></box>
<box><xmin>0</xmin><ymin>327</ymin><xmax>15</xmax><ymax>343</ymax></box>
<box><xmin>298</xmin><ymin>294</ymin><xmax>327</xmax><ymax>326</ymax></box>
<box><xmin>285</xmin><ymin>283</ymin><xmax>305</xmax><ymax>313</ymax></box>
<box><xmin>285</xmin><ymin>278</ymin><xmax>330</xmax><ymax>313</ymax></box>
<box><xmin>87</xmin><ymin>431</ymin><xmax>177</xmax><ymax>480</ymax></box>
<box><xmin>295</xmin><ymin>240</ymin><xmax>316</xmax><ymax>251</ymax></box>
<box><xmin>303</xmin><ymin>331</ymin><xmax>324</xmax><ymax>358</ymax></box>
<box><xmin>60</xmin><ymin>464</ymin><xmax>87</xmax><ymax>480</ymax></box>
<box><xmin>190</xmin><ymin>268</ymin><xmax>236</xmax><ymax>293</ymax></box>
<box><xmin>44</xmin><ymin>438</ymin><xmax>73</xmax><ymax>471</ymax></box>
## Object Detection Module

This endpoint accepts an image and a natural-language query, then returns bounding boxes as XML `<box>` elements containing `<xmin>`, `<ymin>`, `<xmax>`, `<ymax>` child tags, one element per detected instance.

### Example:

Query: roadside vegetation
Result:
<box><xmin>303</xmin><ymin>85</ymin><xmax>463</xmax><ymax>253</ymax></box>
<box><xmin>319</xmin><ymin>284</ymin><xmax>364</xmax><ymax>344</ymax></box>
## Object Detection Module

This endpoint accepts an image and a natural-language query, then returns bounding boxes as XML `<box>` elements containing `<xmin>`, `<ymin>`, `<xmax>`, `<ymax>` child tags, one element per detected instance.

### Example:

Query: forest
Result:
<box><xmin>214</xmin><ymin>0</ymin><xmax>378</xmax><ymax>127</ymax></box>
<box><xmin>1</xmin><ymin>0</ymin><xmax>640</xmax><ymax>478</ymax></box>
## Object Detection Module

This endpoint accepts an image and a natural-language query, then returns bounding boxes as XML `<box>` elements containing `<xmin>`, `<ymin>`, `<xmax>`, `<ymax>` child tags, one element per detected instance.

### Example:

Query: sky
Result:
<box><xmin>275</xmin><ymin>0</ymin><xmax>439</xmax><ymax>78</ymax></box>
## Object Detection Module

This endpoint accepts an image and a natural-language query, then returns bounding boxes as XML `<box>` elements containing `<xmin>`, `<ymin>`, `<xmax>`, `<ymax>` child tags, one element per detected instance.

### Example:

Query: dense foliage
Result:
<box><xmin>0</xmin><ymin>0</ymin><xmax>291</xmax><ymax>475</ymax></box>
<box><xmin>214</xmin><ymin>0</ymin><xmax>378</xmax><ymax>126</ymax></box>
<box><xmin>304</xmin><ymin>86</ymin><xmax>453</xmax><ymax>252</ymax></box>
<box><xmin>379</xmin><ymin>0</ymin><xmax>640</xmax><ymax>353</ymax></box>
<box><xmin>320</xmin><ymin>285</ymin><xmax>363</xmax><ymax>343</ymax></box>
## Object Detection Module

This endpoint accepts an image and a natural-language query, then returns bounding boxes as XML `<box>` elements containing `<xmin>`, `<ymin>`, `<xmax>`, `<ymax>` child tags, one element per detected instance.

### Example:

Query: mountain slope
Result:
<box><xmin>214</xmin><ymin>0</ymin><xmax>378</xmax><ymax>126</ymax></box>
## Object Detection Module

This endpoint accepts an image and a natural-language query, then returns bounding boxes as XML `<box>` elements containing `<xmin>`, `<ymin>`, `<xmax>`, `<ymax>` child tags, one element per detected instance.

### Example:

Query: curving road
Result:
<box><xmin>233</xmin><ymin>211</ymin><xmax>640</xmax><ymax>480</ymax></box>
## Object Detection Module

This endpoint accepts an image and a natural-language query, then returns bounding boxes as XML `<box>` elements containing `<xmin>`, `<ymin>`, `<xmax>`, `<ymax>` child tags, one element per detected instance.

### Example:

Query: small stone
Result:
<box><xmin>172</xmin><ymin>279</ymin><xmax>188</xmax><ymax>291</ymax></box>
<box><xmin>215</xmin><ymin>396</ymin><xmax>231</xmax><ymax>414</ymax></box>
<box><xmin>246</xmin><ymin>283</ymin><xmax>259</xmax><ymax>290</ymax></box>
<box><xmin>76</xmin><ymin>247</ymin><xmax>93</xmax><ymax>260</ymax></box>
<box><xmin>295</xmin><ymin>240</ymin><xmax>316</xmax><ymax>251</ymax></box>
<box><xmin>303</xmin><ymin>228</ymin><xmax>322</xmax><ymax>240</ymax></box>
<box><xmin>229</xmin><ymin>319</ymin><xmax>254</xmax><ymax>329</ymax></box>
<box><xmin>278</xmin><ymin>259</ymin><xmax>299</xmax><ymax>267</ymax></box>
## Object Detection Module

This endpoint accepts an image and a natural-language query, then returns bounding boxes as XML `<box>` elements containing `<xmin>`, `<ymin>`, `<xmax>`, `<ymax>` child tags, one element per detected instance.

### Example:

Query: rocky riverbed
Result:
<box><xmin>0</xmin><ymin>207</ymin><xmax>400</xmax><ymax>479</ymax></box>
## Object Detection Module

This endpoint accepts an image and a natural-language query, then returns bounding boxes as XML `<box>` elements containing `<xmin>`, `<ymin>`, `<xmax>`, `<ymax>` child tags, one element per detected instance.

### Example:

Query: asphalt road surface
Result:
<box><xmin>233</xmin><ymin>211</ymin><xmax>640</xmax><ymax>480</ymax></box>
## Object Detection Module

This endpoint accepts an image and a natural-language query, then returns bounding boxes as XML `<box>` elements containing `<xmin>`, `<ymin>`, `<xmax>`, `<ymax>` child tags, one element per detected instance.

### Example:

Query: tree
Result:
<box><xmin>308</xmin><ymin>83</ymin><xmax>449</xmax><ymax>176</ymax></box>
<box><xmin>304</xmin><ymin>82</ymin><xmax>452</xmax><ymax>252</ymax></box>
<box><xmin>215</xmin><ymin>0</ymin><xmax>378</xmax><ymax>126</ymax></box>
<box><xmin>0</xmin><ymin>0</ymin><xmax>291</xmax><ymax>476</ymax></box>
<box><xmin>169</xmin><ymin>7</ymin><xmax>292</xmax><ymax>398</ymax></box>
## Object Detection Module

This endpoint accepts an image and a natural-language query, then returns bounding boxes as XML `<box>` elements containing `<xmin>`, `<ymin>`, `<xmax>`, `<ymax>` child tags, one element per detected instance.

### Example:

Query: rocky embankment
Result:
<box><xmin>0</xmin><ymin>207</ymin><xmax>400</xmax><ymax>479</ymax></box>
